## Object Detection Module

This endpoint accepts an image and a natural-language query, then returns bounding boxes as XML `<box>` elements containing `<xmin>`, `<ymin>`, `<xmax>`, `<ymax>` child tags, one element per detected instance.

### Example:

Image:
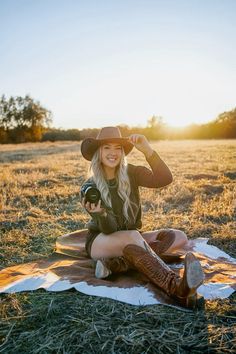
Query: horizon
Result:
<box><xmin>1</xmin><ymin>0</ymin><xmax>235</xmax><ymax>129</ymax></box>
<box><xmin>48</xmin><ymin>115</ymin><xmax>222</xmax><ymax>130</ymax></box>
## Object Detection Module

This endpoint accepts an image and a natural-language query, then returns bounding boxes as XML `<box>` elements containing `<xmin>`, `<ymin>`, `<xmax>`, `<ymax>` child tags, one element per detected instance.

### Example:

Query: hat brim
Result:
<box><xmin>81</xmin><ymin>137</ymin><xmax>134</xmax><ymax>161</ymax></box>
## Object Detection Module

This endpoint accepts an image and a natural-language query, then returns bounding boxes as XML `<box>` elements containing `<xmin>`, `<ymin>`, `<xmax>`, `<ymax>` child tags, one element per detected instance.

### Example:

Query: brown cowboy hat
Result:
<box><xmin>81</xmin><ymin>126</ymin><xmax>134</xmax><ymax>161</ymax></box>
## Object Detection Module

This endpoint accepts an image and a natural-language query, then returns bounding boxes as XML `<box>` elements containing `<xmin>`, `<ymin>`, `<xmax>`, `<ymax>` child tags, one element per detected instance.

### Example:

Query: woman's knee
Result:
<box><xmin>90</xmin><ymin>230</ymin><xmax>146</xmax><ymax>259</ymax></box>
<box><xmin>123</xmin><ymin>230</ymin><xmax>144</xmax><ymax>247</ymax></box>
<box><xmin>90</xmin><ymin>230</ymin><xmax>142</xmax><ymax>259</ymax></box>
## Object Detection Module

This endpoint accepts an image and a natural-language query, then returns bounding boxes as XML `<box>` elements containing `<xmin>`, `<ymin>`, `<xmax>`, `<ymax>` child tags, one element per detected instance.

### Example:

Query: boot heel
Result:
<box><xmin>123</xmin><ymin>244</ymin><xmax>205</xmax><ymax>310</ymax></box>
<box><xmin>179</xmin><ymin>294</ymin><xmax>205</xmax><ymax>310</ymax></box>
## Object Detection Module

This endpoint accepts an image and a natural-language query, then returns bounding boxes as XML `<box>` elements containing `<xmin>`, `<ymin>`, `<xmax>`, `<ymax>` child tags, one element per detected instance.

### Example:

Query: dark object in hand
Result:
<box><xmin>82</xmin><ymin>186</ymin><xmax>101</xmax><ymax>204</ymax></box>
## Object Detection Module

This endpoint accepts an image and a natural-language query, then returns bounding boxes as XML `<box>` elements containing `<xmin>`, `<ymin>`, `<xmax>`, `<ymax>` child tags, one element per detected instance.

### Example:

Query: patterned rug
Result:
<box><xmin>0</xmin><ymin>230</ymin><xmax>235</xmax><ymax>309</ymax></box>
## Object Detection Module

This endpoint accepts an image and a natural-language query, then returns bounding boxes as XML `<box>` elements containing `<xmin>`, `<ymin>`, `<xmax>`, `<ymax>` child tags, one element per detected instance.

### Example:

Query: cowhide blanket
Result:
<box><xmin>0</xmin><ymin>230</ymin><xmax>235</xmax><ymax>309</ymax></box>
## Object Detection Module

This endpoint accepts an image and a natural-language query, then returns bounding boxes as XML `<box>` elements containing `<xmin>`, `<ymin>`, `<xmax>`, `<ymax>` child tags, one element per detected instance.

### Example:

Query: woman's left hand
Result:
<box><xmin>82</xmin><ymin>198</ymin><xmax>107</xmax><ymax>216</ymax></box>
<box><xmin>128</xmin><ymin>134</ymin><xmax>153</xmax><ymax>157</ymax></box>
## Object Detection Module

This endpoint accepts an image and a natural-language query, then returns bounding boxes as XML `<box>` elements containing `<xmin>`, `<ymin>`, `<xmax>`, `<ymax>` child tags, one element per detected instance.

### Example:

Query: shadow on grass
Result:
<box><xmin>0</xmin><ymin>291</ymin><xmax>235</xmax><ymax>353</ymax></box>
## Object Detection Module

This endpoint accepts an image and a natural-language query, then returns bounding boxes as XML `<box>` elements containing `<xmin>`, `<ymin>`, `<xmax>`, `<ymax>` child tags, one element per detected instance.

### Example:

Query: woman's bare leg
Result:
<box><xmin>142</xmin><ymin>229</ymin><xmax>188</xmax><ymax>253</ymax></box>
<box><xmin>90</xmin><ymin>230</ymin><xmax>147</xmax><ymax>260</ymax></box>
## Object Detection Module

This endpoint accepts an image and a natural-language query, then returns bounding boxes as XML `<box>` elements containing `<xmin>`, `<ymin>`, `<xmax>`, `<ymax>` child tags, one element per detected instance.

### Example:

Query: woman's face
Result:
<box><xmin>100</xmin><ymin>143</ymin><xmax>122</xmax><ymax>170</ymax></box>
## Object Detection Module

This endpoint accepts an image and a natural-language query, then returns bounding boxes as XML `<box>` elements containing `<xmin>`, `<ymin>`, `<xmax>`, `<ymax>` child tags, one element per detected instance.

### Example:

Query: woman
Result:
<box><xmin>81</xmin><ymin>126</ymin><xmax>204</xmax><ymax>308</ymax></box>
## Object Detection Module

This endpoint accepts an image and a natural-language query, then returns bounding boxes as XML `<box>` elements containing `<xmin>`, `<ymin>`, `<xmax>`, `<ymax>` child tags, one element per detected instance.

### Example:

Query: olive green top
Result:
<box><xmin>81</xmin><ymin>151</ymin><xmax>172</xmax><ymax>234</ymax></box>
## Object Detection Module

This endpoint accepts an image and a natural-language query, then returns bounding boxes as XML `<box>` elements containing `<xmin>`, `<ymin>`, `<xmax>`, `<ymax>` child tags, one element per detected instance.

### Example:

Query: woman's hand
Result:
<box><xmin>82</xmin><ymin>198</ymin><xmax>107</xmax><ymax>216</ymax></box>
<box><xmin>128</xmin><ymin>134</ymin><xmax>153</xmax><ymax>158</ymax></box>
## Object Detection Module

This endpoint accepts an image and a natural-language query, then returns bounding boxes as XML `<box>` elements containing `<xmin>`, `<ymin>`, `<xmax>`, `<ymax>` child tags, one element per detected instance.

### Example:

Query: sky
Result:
<box><xmin>0</xmin><ymin>0</ymin><xmax>236</xmax><ymax>129</ymax></box>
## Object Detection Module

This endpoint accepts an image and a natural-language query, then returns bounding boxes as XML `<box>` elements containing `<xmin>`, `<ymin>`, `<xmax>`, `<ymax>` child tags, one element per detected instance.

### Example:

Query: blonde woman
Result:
<box><xmin>81</xmin><ymin>127</ymin><xmax>204</xmax><ymax>308</ymax></box>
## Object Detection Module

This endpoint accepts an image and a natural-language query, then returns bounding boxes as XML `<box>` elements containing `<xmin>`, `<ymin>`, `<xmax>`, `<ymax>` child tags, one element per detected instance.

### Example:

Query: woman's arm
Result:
<box><xmin>80</xmin><ymin>181</ymin><xmax>118</xmax><ymax>234</ymax></box>
<box><xmin>84</xmin><ymin>200</ymin><xmax>118</xmax><ymax>234</ymax></box>
<box><xmin>128</xmin><ymin>134</ymin><xmax>173</xmax><ymax>188</ymax></box>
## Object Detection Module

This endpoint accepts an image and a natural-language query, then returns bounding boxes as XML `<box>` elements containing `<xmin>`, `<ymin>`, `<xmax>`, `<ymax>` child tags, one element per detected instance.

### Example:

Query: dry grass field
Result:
<box><xmin>0</xmin><ymin>140</ymin><xmax>236</xmax><ymax>353</ymax></box>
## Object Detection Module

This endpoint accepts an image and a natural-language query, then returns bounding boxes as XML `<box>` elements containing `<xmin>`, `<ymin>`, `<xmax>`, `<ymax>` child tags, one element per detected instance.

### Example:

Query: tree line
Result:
<box><xmin>0</xmin><ymin>95</ymin><xmax>52</xmax><ymax>143</ymax></box>
<box><xmin>0</xmin><ymin>95</ymin><xmax>235</xmax><ymax>143</ymax></box>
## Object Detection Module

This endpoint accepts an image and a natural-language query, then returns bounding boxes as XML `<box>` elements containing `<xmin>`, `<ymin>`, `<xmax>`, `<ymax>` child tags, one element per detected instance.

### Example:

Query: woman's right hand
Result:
<box><xmin>128</xmin><ymin>134</ymin><xmax>153</xmax><ymax>158</ymax></box>
<box><xmin>82</xmin><ymin>198</ymin><xmax>107</xmax><ymax>216</ymax></box>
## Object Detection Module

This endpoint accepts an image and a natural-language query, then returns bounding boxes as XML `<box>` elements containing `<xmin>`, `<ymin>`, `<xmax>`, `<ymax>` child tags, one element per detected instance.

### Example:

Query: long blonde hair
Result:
<box><xmin>89</xmin><ymin>147</ymin><xmax>137</xmax><ymax>224</ymax></box>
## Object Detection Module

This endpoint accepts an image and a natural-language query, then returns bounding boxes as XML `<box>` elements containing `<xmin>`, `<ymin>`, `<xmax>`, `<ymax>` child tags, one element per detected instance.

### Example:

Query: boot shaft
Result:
<box><xmin>123</xmin><ymin>243</ymin><xmax>204</xmax><ymax>308</ymax></box>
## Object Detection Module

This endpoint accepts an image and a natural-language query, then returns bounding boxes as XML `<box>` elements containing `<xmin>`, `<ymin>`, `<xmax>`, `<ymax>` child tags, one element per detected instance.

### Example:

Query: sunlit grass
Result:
<box><xmin>0</xmin><ymin>139</ymin><xmax>235</xmax><ymax>353</ymax></box>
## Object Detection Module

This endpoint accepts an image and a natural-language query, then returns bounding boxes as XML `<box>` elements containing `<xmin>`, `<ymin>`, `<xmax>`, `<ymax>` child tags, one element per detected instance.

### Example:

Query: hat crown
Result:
<box><xmin>81</xmin><ymin>126</ymin><xmax>133</xmax><ymax>161</ymax></box>
<box><xmin>97</xmin><ymin>126</ymin><xmax>122</xmax><ymax>140</ymax></box>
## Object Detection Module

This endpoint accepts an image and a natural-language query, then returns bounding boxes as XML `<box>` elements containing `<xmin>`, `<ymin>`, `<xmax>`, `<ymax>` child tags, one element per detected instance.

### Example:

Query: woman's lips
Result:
<box><xmin>107</xmin><ymin>157</ymin><xmax>116</xmax><ymax>162</ymax></box>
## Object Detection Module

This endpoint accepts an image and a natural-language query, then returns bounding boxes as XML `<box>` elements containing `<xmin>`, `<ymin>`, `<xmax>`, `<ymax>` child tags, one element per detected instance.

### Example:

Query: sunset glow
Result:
<box><xmin>1</xmin><ymin>0</ymin><xmax>235</xmax><ymax>129</ymax></box>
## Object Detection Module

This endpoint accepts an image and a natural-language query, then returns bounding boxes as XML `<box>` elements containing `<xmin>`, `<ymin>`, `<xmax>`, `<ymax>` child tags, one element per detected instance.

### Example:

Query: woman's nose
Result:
<box><xmin>109</xmin><ymin>150</ymin><xmax>117</xmax><ymax>155</ymax></box>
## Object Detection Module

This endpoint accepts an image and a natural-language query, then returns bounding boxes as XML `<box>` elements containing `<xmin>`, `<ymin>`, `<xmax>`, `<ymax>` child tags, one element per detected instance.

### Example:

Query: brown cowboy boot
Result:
<box><xmin>95</xmin><ymin>230</ymin><xmax>176</xmax><ymax>279</ymax></box>
<box><xmin>123</xmin><ymin>243</ymin><xmax>204</xmax><ymax>309</ymax></box>
<box><xmin>150</xmin><ymin>229</ymin><xmax>187</xmax><ymax>263</ymax></box>
<box><xmin>149</xmin><ymin>229</ymin><xmax>176</xmax><ymax>255</ymax></box>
